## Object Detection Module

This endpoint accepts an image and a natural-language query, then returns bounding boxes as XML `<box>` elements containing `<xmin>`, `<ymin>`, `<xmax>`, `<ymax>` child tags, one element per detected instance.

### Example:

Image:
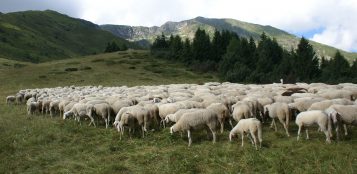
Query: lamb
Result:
<box><xmin>229</xmin><ymin>118</ymin><xmax>262</xmax><ymax>150</ymax></box>
<box><xmin>6</xmin><ymin>96</ymin><xmax>16</xmax><ymax>105</ymax></box>
<box><xmin>170</xmin><ymin>109</ymin><xmax>220</xmax><ymax>146</ymax></box>
<box><xmin>86</xmin><ymin>103</ymin><xmax>112</xmax><ymax>128</ymax></box>
<box><xmin>326</xmin><ymin>105</ymin><xmax>357</xmax><ymax>140</ymax></box>
<box><xmin>295</xmin><ymin>110</ymin><xmax>332</xmax><ymax>143</ymax></box>
<box><xmin>264</xmin><ymin>102</ymin><xmax>290</xmax><ymax>137</ymax></box>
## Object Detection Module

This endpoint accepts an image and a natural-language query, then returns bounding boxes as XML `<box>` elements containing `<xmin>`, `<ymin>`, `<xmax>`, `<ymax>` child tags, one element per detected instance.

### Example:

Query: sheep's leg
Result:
<box><xmin>305</xmin><ymin>129</ymin><xmax>309</xmax><ymax>140</ymax></box>
<box><xmin>142</xmin><ymin>125</ymin><xmax>145</xmax><ymax>138</ymax></box>
<box><xmin>187</xmin><ymin>130</ymin><xmax>192</xmax><ymax>147</ymax></box>
<box><xmin>250</xmin><ymin>131</ymin><xmax>258</xmax><ymax>150</ymax></box>
<box><xmin>270</xmin><ymin>118</ymin><xmax>274</xmax><ymax>128</ymax></box>
<box><xmin>241</xmin><ymin>133</ymin><xmax>244</xmax><ymax>147</ymax></box>
<box><xmin>335</xmin><ymin>124</ymin><xmax>340</xmax><ymax>141</ymax></box>
<box><xmin>343</xmin><ymin>124</ymin><xmax>348</xmax><ymax>136</ymax></box>
<box><xmin>229</xmin><ymin>119</ymin><xmax>234</xmax><ymax>129</ymax></box>
<box><xmin>297</xmin><ymin>125</ymin><xmax>302</xmax><ymax>141</ymax></box>
<box><xmin>324</xmin><ymin>130</ymin><xmax>331</xmax><ymax>143</ymax></box>
<box><xmin>220</xmin><ymin>122</ymin><xmax>224</xmax><ymax>133</ymax></box>
<box><xmin>247</xmin><ymin>133</ymin><xmax>254</xmax><ymax>145</ymax></box>
<box><xmin>105</xmin><ymin>118</ymin><xmax>108</xmax><ymax>129</ymax></box>
<box><xmin>209</xmin><ymin>127</ymin><xmax>216</xmax><ymax>144</ymax></box>
<box><xmin>283</xmin><ymin>123</ymin><xmax>290</xmax><ymax>137</ymax></box>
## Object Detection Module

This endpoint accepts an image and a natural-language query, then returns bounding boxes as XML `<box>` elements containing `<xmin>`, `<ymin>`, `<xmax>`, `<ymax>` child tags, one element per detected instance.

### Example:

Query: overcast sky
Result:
<box><xmin>0</xmin><ymin>0</ymin><xmax>356</xmax><ymax>52</ymax></box>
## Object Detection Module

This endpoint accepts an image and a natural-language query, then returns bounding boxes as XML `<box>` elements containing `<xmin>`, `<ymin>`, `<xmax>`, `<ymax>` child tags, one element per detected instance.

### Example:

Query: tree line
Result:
<box><xmin>151</xmin><ymin>29</ymin><xmax>357</xmax><ymax>84</ymax></box>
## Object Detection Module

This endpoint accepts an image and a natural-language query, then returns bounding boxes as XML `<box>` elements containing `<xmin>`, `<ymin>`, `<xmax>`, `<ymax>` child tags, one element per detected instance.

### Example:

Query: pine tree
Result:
<box><xmin>180</xmin><ymin>38</ymin><xmax>192</xmax><ymax>63</ymax></box>
<box><xmin>295</xmin><ymin>37</ymin><xmax>319</xmax><ymax>81</ymax></box>
<box><xmin>192</xmin><ymin>28</ymin><xmax>211</xmax><ymax>62</ymax></box>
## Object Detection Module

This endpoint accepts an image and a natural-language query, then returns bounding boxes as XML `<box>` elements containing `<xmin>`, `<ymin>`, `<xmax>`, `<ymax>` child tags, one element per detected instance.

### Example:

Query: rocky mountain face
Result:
<box><xmin>101</xmin><ymin>17</ymin><xmax>357</xmax><ymax>61</ymax></box>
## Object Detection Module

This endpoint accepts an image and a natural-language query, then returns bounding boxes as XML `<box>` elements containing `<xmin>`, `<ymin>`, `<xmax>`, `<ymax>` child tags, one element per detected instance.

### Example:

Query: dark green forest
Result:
<box><xmin>151</xmin><ymin>29</ymin><xmax>357</xmax><ymax>84</ymax></box>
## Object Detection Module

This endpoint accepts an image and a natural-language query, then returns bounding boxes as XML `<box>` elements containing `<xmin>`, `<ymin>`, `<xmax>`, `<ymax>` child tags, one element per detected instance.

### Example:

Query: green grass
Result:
<box><xmin>0</xmin><ymin>10</ymin><xmax>137</xmax><ymax>62</ymax></box>
<box><xmin>0</xmin><ymin>50</ymin><xmax>356</xmax><ymax>173</ymax></box>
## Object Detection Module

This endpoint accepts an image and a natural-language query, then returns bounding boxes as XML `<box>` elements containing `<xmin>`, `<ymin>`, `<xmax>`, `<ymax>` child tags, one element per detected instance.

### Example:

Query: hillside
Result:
<box><xmin>101</xmin><ymin>17</ymin><xmax>357</xmax><ymax>62</ymax></box>
<box><xmin>0</xmin><ymin>10</ymin><xmax>136</xmax><ymax>62</ymax></box>
<box><xmin>0</xmin><ymin>50</ymin><xmax>355</xmax><ymax>173</ymax></box>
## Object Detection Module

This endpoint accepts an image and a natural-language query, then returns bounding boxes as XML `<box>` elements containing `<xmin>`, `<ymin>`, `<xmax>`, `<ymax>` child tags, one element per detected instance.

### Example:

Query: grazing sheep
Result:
<box><xmin>165</xmin><ymin>109</ymin><xmax>201</xmax><ymax>124</ymax></box>
<box><xmin>264</xmin><ymin>102</ymin><xmax>290</xmax><ymax>137</ymax></box>
<box><xmin>229</xmin><ymin>118</ymin><xmax>262</xmax><ymax>150</ymax></box>
<box><xmin>49</xmin><ymin>100</ymin><xmax>60</xmax><ymax>117</ymax></box>
<box><xmin>64</xmin><ymin>103</ymin><xmax>95</xmax><ymax>126</ymax></box>
<box><xmin>207</xmin><ymin>103</ymin><xmax>230</xmax><ymax>133</ymax></box>
<box><xmin>63</xmin><ymin>102</ymin><xmax>76</xmax><ymax>118</ymax></box>
<box><xmin>58</xmin><ymin>100</ymin><xmax>71</xmax><ymax>118</ymax></box>
<box><xmin>15</xmin><ymin>93</ymin><xmax>24</xmax><ymax>104</ymax></box>
<box><xmin>158</xmin><ymin>103</ymin><xmax>182</xmax><ymax>128</ymax></box>
<box><xmin>27</xmin><ymin>102</ymin><xmax>39</xmax><ymax>115</ymax></box>
<box><xmin>42</xmin><ymin>99</ymin><xmax>51</xmax><ymax>115</ymax></box>
<box><xmin>295</xmin><ymin>110</ymin><xmax>331</xmax><ymax>143</ymax></box>
<box><xmin>6</xmin><ymin>96</ymin><xmax>16</xmax><ymax>105</ymax></box>
<box><xmin>231</xmin><ymin>103</ymin><xmax>252</xmax><ymax>128</ymax></box>
<box><xmin>170</xmin><ymin>109</ymin><xmax>220</xmax><ymax>146</ymax></box>
<box><xmin>326</xmin><ymin>105</ymin><xmax>357</xmax><ymax>139</ymax></box>
<box><xmin>116</xmin><ymin>106</ymin><xmax>151</xmax><ymax>138</ymax></box>
<box><xmin>86</xmin><ymin>103</ymin><xmax>112</xmax><ymax>128</ymax></box>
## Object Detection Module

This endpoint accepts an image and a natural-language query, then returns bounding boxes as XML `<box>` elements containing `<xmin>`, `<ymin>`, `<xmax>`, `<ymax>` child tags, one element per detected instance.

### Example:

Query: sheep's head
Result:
<box><xmin>229</xmin><ymin>132</ymin><xmax>236</xmax><ymax>142</ymax></box>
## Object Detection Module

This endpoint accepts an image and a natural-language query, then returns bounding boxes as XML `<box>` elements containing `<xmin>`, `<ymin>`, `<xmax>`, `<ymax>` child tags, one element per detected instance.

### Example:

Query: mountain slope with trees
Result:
<box><xmin>102</xmin><ymin>17</ymin><xmax>357</xmax><ymax>62</ymax></box>
<box><xmin>151</xmin><ymin>29</ymin><xmax>357</xmax><ymax>84</ymax></box>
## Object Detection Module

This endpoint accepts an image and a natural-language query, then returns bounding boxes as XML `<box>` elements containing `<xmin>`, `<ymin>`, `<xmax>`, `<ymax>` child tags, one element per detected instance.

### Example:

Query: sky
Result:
<box><xmin>0</xmin><ymin>0</ymin><xmax>356</xmax><ymax>52</ymax></box>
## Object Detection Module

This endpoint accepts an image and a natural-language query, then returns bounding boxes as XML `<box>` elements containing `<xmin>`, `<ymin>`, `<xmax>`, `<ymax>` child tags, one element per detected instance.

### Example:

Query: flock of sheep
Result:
<box><xmin>5</xmin><ymin>82</ymin><xmax>357</xmax><ymax>149</ymax></box>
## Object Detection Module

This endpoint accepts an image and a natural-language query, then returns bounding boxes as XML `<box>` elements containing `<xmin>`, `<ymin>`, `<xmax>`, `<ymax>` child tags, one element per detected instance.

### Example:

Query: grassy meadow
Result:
<box><xmin>0</xmin><ymin>50</ymin><xmax>356</xmax><ymax>173</ymax></box>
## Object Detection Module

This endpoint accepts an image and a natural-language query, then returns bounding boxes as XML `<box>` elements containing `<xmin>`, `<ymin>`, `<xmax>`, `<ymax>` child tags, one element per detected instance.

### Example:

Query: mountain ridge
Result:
<box><xmin>101</xmin><ymin>16</ymin><xmax>357</xmax><ymax>62</ymax></box>
<box><xmin>0</xmin><ymin>10</ymin><xmax>136</xmax><ymax>62</ymax></box>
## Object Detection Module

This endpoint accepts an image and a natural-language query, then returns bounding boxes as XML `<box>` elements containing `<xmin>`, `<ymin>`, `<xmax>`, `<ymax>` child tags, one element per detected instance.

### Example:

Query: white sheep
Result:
<box><xmin>326</xmin><ymin>105</ymin><xmax>357</xmax><ymax>140</ymax></box>
<box><xmin>231</xmin><ymin>103</ymin><xmax>252</xmax><ymax>128</ymax></box>
<box><xmin>164</xmin><ymin>108</ymin><xmax>201</xmax><ymax>124</ymax></box>
<box><xmin>170</xmin><ymin>109</ymin><xmax>220</xmax><ymax>146</ymax></box>
<box><xmin>229</xmin><ymin>118</ymin><xmax>262</xmax><ymax>150</ymax></box>
<box><xmin>116</xmin><ymin>106</ymin><xmax>151</xmax><ymax>138</ymax></box>
<box><xmin>64</xmin><ymin>103</ymin><xmax>95</xmax><ymax>126</ymax></box>
<box><xmin>264</xmin><ymin>102</ymin><xmax>290</xmax><ymax>137</ymax></box>
<box><xmin>207</xmin><ymin>103</ymin><xmax>230</xmax><ymax>133</ymax></box>
<box><xmin>49</xmin><ymin>100</ymin><xmax>60</xmax><ymax>117</ymax></box>
<box><xmin>6</xmin><ymin>96</ymin><xmax>16</xmax><ymax>105</ymax></box>
<box><xmin>27</xmin><ymin>101</ymin><xmax>39</xmax><ymax>115</ymax></box>
<box><xmin>295</xmin><ymin>110</ymin><xmax>332</xmax><ymax>143</ymax></box>
<box><xmin>86</xmin><ymin>103</ymin><xmax>112</xmax><ymax>128</ymax></box>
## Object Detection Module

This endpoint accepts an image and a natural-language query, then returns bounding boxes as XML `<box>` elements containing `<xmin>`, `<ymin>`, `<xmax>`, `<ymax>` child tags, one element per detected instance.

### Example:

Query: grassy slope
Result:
<box><xmin>0</xmin><ymin>10</ymin><xmax>135</xmax><ymax>62</ymax></box>
<box><xmin>0</xmin><ymin>51</ymin><xmax>356</xmax><ymax>173</ymax></box>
